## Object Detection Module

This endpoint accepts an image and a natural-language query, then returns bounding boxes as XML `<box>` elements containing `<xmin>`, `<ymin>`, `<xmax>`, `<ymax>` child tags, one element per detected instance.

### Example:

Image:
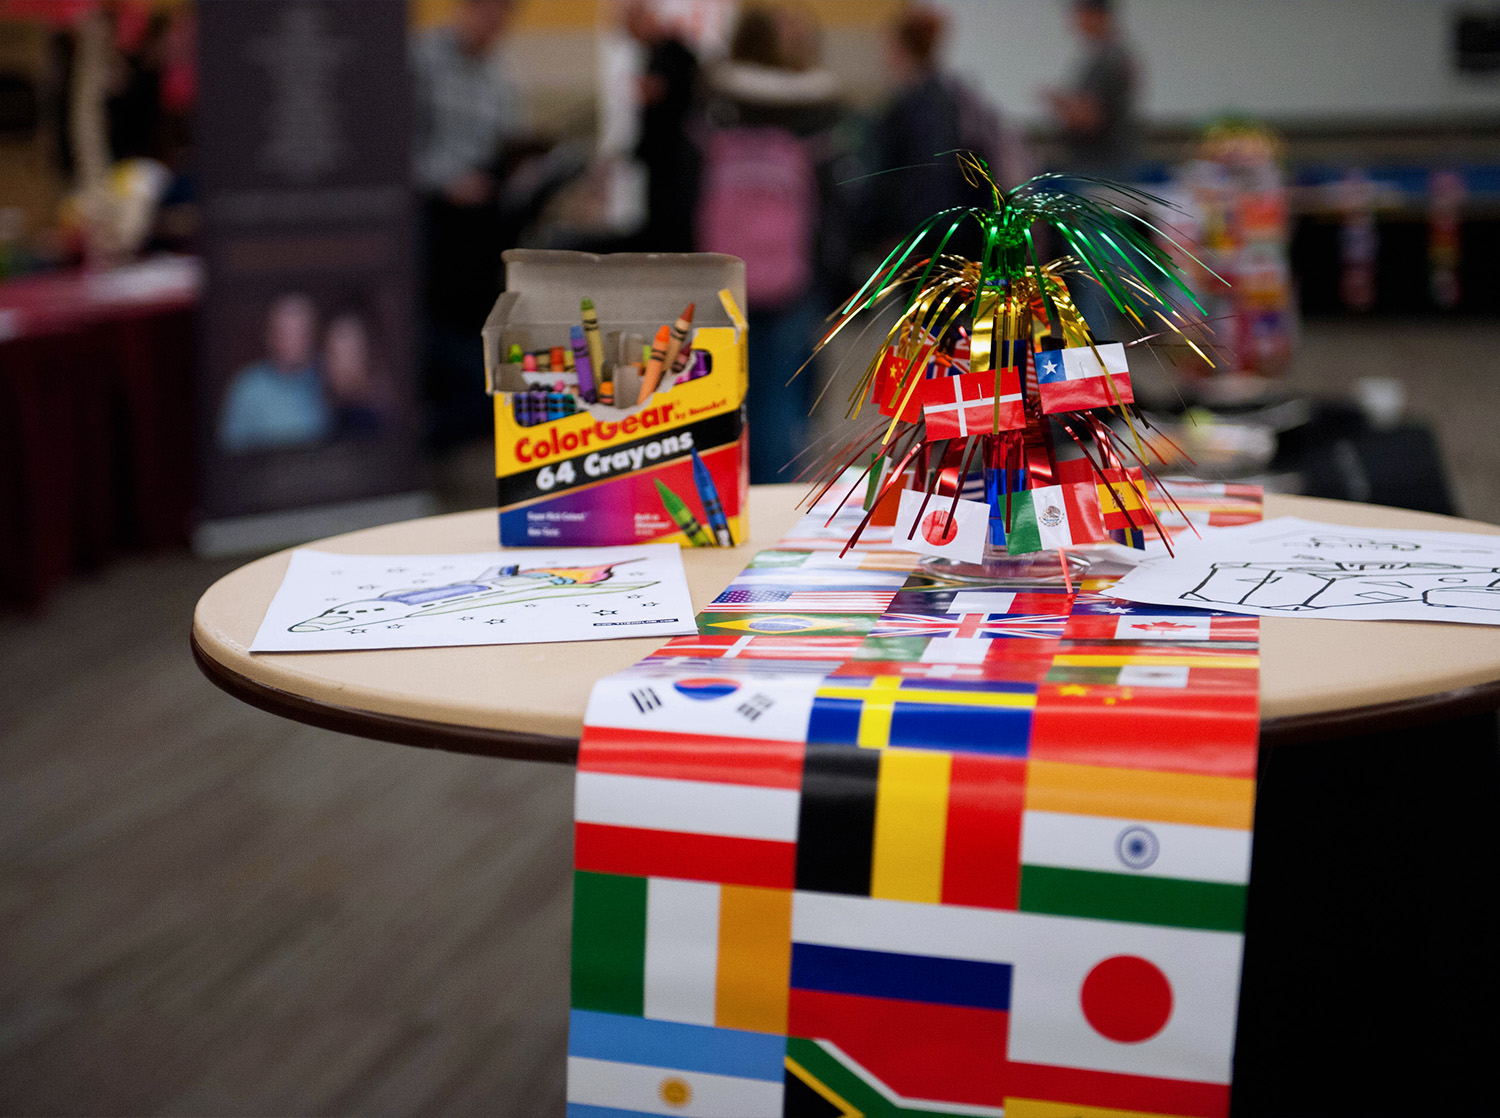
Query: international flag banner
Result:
<box><xmin>726</xmin><ymin>567</ymin><xmax>911</xmax><ymax>590</ymax></box>
<box><xmin>575</xmin><ymin>727</ymin><xmax>804</xmax><ymax>889</ymax></box>
<box><xmin>835</xmin><ymin>657</ymin><xmax>1053</xmax><ymax>686</ymax></box>
<box><xmin>567</xmin><ymin>1009</ymin><xmax>785</xmax><ymax>1116</ymax></box>
<box><xmin>708</xmin><ymin>586</ymin><xmax>899</xmax><ymax>615</ymax></box>
<box><xmin>945</xmin><ymin>590</ymin><xmax>1072</xmax><ymax>616</ymax></box>
<box><xmin>1034</xmin><ymin>343</ymin><xmax>1135</xmax><ymax>414</ymax></box>
<box><xmin>808</xmin><ymin>674</ymin><xmax>1035</xmax><ymax>753</ymax></box>
<box><xmin>1029</xmin><ymin>682</ymin><xmax>1260</xmax><ymax>781</ymax></box>
<box><xmin>873</xmin><ymin>612</ymin><xmax>1069</xmax><ymax>640</ymax></box>
<box><xmin>1064</xmin><ymin>613</ymin><xmax>1260</xmax><ymax>642</ymax></box>
<box><xmin>794</xmin><ymin>745</ymin><xmax>1025</xmax><ymax>910</ymax></box>
<box><xmin>570</xmin><ymin>872</ymin><xmax>793</xmax><ymax>1034</ymax></box>
<box><xmin>790</xmin><ymin>893</ymin><xmax>1238</xmax><ymax>1117</ymax></box>
<box><xmin>747</xmin><ymin>548</ymin><xmax>916</xmax><ymax>573</ymax></box>
<box><xmin>586</xmin><ymin>668</ymin><xmax>823</xmax><ymax>742</ymax></box>
<box><xmin>570</xmin><ymin>467</ymin><xmax>1263</xmax><ymax>1118</ymax></box>
<box><xmin>1017</xmin><ymin>759</ymin><xmax>1254</xmax><ymax>932</ymax></box>
<box><xmin>891</xmin><ymin>490</ymin><xmax>990</xmax><ymax>564</ymax></box>
<box><xmin>1005</xmin><ymin>484</ymin><xmax>1107</xmax><ymax>555</ymax></box>
<box><xmin>650</xmin><ymin>634</ymin><xmax>866</xmax><ymax>662</ymax></box>
<box><xmin>918</xmin><ymin>367</ymin><xmax>1025</xmax><ymax>439</ymax></box>
<box><xmin>696</xmin><ymin>612</ymin><xmax>879</xmax><ymax>637</ymax></box>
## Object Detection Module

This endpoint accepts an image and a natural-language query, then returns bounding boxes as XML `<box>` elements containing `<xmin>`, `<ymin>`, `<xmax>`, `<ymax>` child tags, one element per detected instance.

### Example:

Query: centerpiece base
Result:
<box><xmin>922</xmin><ymin>549</ymin><xmax>1092</xmax><ymax>585</ymax></box>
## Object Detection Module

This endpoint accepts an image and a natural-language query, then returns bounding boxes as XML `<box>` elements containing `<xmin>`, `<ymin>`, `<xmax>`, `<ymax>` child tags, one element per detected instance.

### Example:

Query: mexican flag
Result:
<box><xmin>1005</xmin><ymin>483</ymin><xmax>1106</xmax><ymax>555</ymax></box>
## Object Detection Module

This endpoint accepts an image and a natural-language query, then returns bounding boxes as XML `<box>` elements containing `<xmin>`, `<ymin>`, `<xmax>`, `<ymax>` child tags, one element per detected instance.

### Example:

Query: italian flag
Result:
<box><xmin>1005</xmin><ymin>483</ymin><xmax>1106</xmax><ymax>555</ymax></box>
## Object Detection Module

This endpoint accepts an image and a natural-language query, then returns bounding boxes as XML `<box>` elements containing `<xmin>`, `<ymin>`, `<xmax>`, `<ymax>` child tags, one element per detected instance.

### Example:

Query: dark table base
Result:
<box><xmin>1234</xmin><ymin>712</ymin><xmax>1500</xmax><ymax>1116</ymax></box>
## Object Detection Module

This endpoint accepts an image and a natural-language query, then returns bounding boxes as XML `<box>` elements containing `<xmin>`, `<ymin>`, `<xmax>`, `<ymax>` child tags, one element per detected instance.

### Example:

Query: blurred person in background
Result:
<box><xmin>412</xmin><ymin>0</ymin><xmax>524</xmax><ymax>449</ymax></box>
<box><xmin>218</xmin><ymin>293</ymin><xmax>329</xmax><ymax>455</ymax></box>
<box><xmin>1042</xmin><ymin>0</ymin><xmax>1142</xmax><ymax>178</ymax></box>
<box><xmin>696</xmin><ymin>4</ymin><xmax>847</xmax><ymax>483</ymax></box>
<box><xmin>858</xmin><ymin>5</ymin><xmax>1031</xmax><ymax>261</ymax></box>
<box><xmin>625</xmin><ymin>0</ymin><xmax>700</xmax><ymax>253</ymax></box>
<box><xmin>324</xmin><ymin>310</ymin><xmax>390</xmax><ymax>441</ymax></box>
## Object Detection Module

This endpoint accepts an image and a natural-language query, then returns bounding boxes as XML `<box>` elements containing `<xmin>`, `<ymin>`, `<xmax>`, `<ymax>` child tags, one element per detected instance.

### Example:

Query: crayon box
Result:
<box><xmin>482</xmin><ymin>250</ymin><xmax>749</xmax><ymax>547</ymax></box>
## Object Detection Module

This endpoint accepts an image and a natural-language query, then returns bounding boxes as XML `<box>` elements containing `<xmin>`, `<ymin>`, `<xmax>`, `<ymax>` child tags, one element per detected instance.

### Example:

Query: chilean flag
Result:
<box><xmin>919</xmin><ymin>368</ymin><xmax>1026</xmax><ymax>439</ymax></box>
<box><xmin>1036</xmin><ymin>343</ymin><xmax>1135</xmax><ymax>414</ymax></box>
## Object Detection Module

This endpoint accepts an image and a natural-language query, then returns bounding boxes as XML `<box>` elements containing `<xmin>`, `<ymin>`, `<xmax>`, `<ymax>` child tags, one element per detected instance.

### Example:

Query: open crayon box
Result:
<box><xmin>482</xmin><ymin>250</ymin><xmax>749</xmax><ymax>548</ymax></box>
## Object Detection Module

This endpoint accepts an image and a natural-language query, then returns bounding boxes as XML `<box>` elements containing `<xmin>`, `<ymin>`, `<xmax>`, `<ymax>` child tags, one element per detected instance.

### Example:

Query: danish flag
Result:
<box><xmin>919</xmin><ymin>368</ymin><xmax>1026</xmax><ymax>439</ymax></box>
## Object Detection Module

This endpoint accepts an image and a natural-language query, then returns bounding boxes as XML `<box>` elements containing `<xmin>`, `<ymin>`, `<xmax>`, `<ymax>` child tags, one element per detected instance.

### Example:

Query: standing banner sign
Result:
<box><xmin>195</xmin><ymin>0</ymin><xmax>424</xmax><ymax>553</ymax></box>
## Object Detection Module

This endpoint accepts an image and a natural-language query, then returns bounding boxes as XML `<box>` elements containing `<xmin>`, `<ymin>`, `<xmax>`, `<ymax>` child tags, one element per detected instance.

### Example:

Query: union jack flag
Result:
<box><xmin>870</xmin><ymin>612</ymin><xmax>1070</xmax><ymax>640</ymax></box>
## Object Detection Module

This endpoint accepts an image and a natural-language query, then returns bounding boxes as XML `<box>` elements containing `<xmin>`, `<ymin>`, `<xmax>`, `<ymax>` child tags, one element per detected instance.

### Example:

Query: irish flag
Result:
<box><xmin>1005</xmin><ymin>483</ymin><xmax>1106</xmax><ymax>555</ymax></box>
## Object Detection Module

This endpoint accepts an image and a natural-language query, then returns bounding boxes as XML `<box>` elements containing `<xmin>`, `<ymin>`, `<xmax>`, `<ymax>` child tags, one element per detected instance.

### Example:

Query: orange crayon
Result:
<box><xmin>636</xmin><ymin>324</ymin><xmax>672</xmax><ymax>404</ymax></box>
<box><xmin>663</xmin><ymin>302</ymin><xmax>695</xmax><ymax>376</ymax></box>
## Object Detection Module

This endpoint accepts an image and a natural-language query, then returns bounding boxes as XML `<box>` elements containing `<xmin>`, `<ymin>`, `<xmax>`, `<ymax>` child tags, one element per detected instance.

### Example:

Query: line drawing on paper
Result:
<box><xmin>1183</xmin><ymin>560</ymin><xmax>1500</xmax><ymax>613</ymax></box>
<box><xmin>289</xmin><ymin>561</ymin><xmax>655</xmax><ymax>632</ymax></box>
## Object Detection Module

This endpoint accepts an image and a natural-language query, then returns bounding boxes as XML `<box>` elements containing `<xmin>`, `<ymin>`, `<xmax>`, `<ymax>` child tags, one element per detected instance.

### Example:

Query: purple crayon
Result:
<box><xmin>570</xmin><ymin>325</ymin><xmax>596</xmax><ymax>403</ymax></box>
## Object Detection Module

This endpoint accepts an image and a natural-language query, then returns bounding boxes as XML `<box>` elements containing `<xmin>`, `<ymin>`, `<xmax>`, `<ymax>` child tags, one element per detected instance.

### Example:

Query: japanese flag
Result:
<box><xmin>892</xmin><ymin>489</ymin><xmax>989</xmax><ymax>564</ymax></box>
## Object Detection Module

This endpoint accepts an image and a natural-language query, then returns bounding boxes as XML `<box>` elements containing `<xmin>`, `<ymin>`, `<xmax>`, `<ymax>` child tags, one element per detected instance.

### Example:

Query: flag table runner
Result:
<box><xmin>570</xmin><ymin>479</ymin><xmax>1262</xmax><ymax>1118</ymax></box>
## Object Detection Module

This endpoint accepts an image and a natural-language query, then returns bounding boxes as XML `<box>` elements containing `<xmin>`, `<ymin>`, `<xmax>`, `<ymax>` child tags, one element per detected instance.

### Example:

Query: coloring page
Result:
<box><xmin>251</xmin><ymin>545</ymin><xmax>696</xmax><ymax>651</ymax></box>
<box><xmin>1108</xmin><ymin>517</ymin><xmax>1500</xmax><ymax>625</ymax></box>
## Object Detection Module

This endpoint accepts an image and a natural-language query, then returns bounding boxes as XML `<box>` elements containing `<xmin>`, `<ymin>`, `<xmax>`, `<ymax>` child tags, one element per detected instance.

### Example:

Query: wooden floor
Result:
<box><xmin>0</xmin><ymin>555</ymin><xmax>572</xmax><ymax>1115</ymax></box>
<box><xmin>1</xmin><ymin>319</ymin><xmax>1497</xmax><ymax>1116</ymax></box>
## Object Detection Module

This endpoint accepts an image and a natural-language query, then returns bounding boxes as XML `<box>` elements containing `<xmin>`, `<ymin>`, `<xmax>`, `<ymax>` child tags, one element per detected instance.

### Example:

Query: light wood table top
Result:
<box><xmin>193</xmin><ymin>488</ymin><xmax>1500</xmax><ymax>761</ymax></box>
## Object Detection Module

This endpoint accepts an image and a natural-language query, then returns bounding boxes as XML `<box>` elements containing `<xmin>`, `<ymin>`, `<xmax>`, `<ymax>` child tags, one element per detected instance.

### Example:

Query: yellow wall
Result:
<box><xmin>412</xmin><ymin>0</ymin><xmax>903</xmax><ymax>33</ymax></box>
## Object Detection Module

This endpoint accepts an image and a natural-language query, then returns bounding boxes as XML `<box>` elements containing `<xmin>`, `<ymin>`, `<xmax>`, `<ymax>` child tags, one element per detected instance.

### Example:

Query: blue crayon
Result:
<box><xmin>570</xmin><ymin>325</ymin><xmax>596</xmax><ymax>403</ymax></box>
<box><xmin>689</xmin><ymin>447</ymin><xmax>732</xmax><ymax>546</ymax></box>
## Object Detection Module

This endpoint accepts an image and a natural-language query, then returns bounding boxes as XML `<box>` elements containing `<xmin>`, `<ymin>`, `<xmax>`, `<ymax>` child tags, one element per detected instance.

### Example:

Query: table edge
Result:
<box><xmin>192</xmin><ymin>630</ymin><xmax>1500</xmax><ymax>760</ymax></box>
<box><xmin>191</xmin><ymin>631</ymin><xmax>580</xmax><ymax>764</ymax></box>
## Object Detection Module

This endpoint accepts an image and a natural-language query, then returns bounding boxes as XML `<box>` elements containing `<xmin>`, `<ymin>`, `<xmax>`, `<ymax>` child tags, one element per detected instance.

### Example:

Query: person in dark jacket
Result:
<box><xmin>625</xmin><ymin>1</ymin><xmax>700</xmax><ymax>253</ymax></box>
<box><xmin>859</xmin><ymin>6</ymin><xmax>1031</xmax><ymax>262</ymax></box>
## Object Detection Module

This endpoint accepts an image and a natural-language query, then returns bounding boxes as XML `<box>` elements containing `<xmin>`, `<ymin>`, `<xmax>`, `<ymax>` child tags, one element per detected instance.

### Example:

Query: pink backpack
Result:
<box><xmin>696</xmin><ymin>127</ymin><xmax>817</xmax><ymax>310</ymax></box>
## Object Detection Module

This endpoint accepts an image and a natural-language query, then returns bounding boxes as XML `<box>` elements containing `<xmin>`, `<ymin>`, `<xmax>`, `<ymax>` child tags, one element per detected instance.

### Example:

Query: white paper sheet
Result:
<box><xmin>251</xmin><ymin>545</ymin><xmax>697</xmax><ymax>651</ymax></box>
<box><xmin>1108</xmin><ymin>517</ymin><xmax>1500</xmax><ymax>625</ymax></box>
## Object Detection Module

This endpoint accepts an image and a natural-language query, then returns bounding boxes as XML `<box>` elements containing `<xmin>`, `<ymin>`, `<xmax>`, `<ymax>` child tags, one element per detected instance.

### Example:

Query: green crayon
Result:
<box><xmin>507</xmin><ymin>343</ymin><xmax>523</xmax><ymax>364</ymax></box>
<box><xmin>581</xmin><ymin>297</ymin><xmax>607</xmax><ymax>389</ymax></box>
<box><xmin>654</xmin><ymin>479</ymin><xmax>714</xmax><ymax>548</ymax></box>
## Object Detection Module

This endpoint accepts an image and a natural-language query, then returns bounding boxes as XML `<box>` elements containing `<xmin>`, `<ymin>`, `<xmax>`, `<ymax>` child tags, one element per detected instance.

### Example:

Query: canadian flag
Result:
<box><xmin>918</xmin><ymin>368</ymin><xmax>1025</xmax><ymax>439</ymax></box>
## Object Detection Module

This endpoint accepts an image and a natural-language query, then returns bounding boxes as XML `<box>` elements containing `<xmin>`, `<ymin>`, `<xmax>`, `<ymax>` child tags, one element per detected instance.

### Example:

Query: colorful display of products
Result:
<box><xmin>567</xmin><ymin>476</ymin><xmax>1263</xmax><ymax>1117</ymax></box>
<box><xmin>483</xmin><ymin>251</ymin><xmax>749</xmax><ymax>548</ymax></box>
<box><xmin>1157</xmin><ymin>121</ymin><xmax>1297</xmax><ymax>375</ymax></box>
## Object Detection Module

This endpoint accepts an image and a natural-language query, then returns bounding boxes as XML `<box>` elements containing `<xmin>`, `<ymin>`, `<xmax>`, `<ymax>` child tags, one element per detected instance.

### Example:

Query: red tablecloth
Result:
<box><xmin>0</xmin><ymin>257</ymin><xmax>200</xmax><ymax>607</ymax></box>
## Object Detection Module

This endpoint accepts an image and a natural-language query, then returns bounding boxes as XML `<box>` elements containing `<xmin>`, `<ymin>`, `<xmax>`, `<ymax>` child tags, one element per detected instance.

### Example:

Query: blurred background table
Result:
<box><xmin>193</xmin><ymin>486</ymin><xmax>1500</xmax><ymax>759</ymax></box>
<box><xmin>0</xmin><ymin>256</ymin><xmax>200</xmax><ymax>607</ymax></box>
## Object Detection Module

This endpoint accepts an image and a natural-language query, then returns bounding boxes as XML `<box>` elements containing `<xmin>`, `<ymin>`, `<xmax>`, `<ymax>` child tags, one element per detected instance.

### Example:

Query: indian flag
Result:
<box><xmin>1005</xmin><ymin>483</ymin><xmax>1106</xmax><ymax>555</ymax></box>
<box><xmin>567</xmin><ymin>1009</ymin><xmax>785</xmax><ymax>1116</ymax></box>
<box><xmin>1018</xmin><ymin>760</ymin><xmax>1255</xmax><ymax>933</ymax></box>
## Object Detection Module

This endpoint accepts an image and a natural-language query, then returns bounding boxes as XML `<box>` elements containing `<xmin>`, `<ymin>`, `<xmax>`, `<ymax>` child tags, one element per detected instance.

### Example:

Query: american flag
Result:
<box><xmin>709</xmin><ymin>587</ymin><xmax>897</xmax><ymax>613</ymax></box>
<box><xmin>870</xmin><ymin>612</ymin><xmax>1070</xmax><ymax>640</ymax></box>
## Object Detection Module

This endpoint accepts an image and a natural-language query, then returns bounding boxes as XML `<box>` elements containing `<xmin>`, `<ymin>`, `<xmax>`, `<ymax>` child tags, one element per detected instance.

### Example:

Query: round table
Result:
<box><xmin>192</xmin><ymin>487</ymin><xmax>1500</xmax><ymax>760</ymax></box>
